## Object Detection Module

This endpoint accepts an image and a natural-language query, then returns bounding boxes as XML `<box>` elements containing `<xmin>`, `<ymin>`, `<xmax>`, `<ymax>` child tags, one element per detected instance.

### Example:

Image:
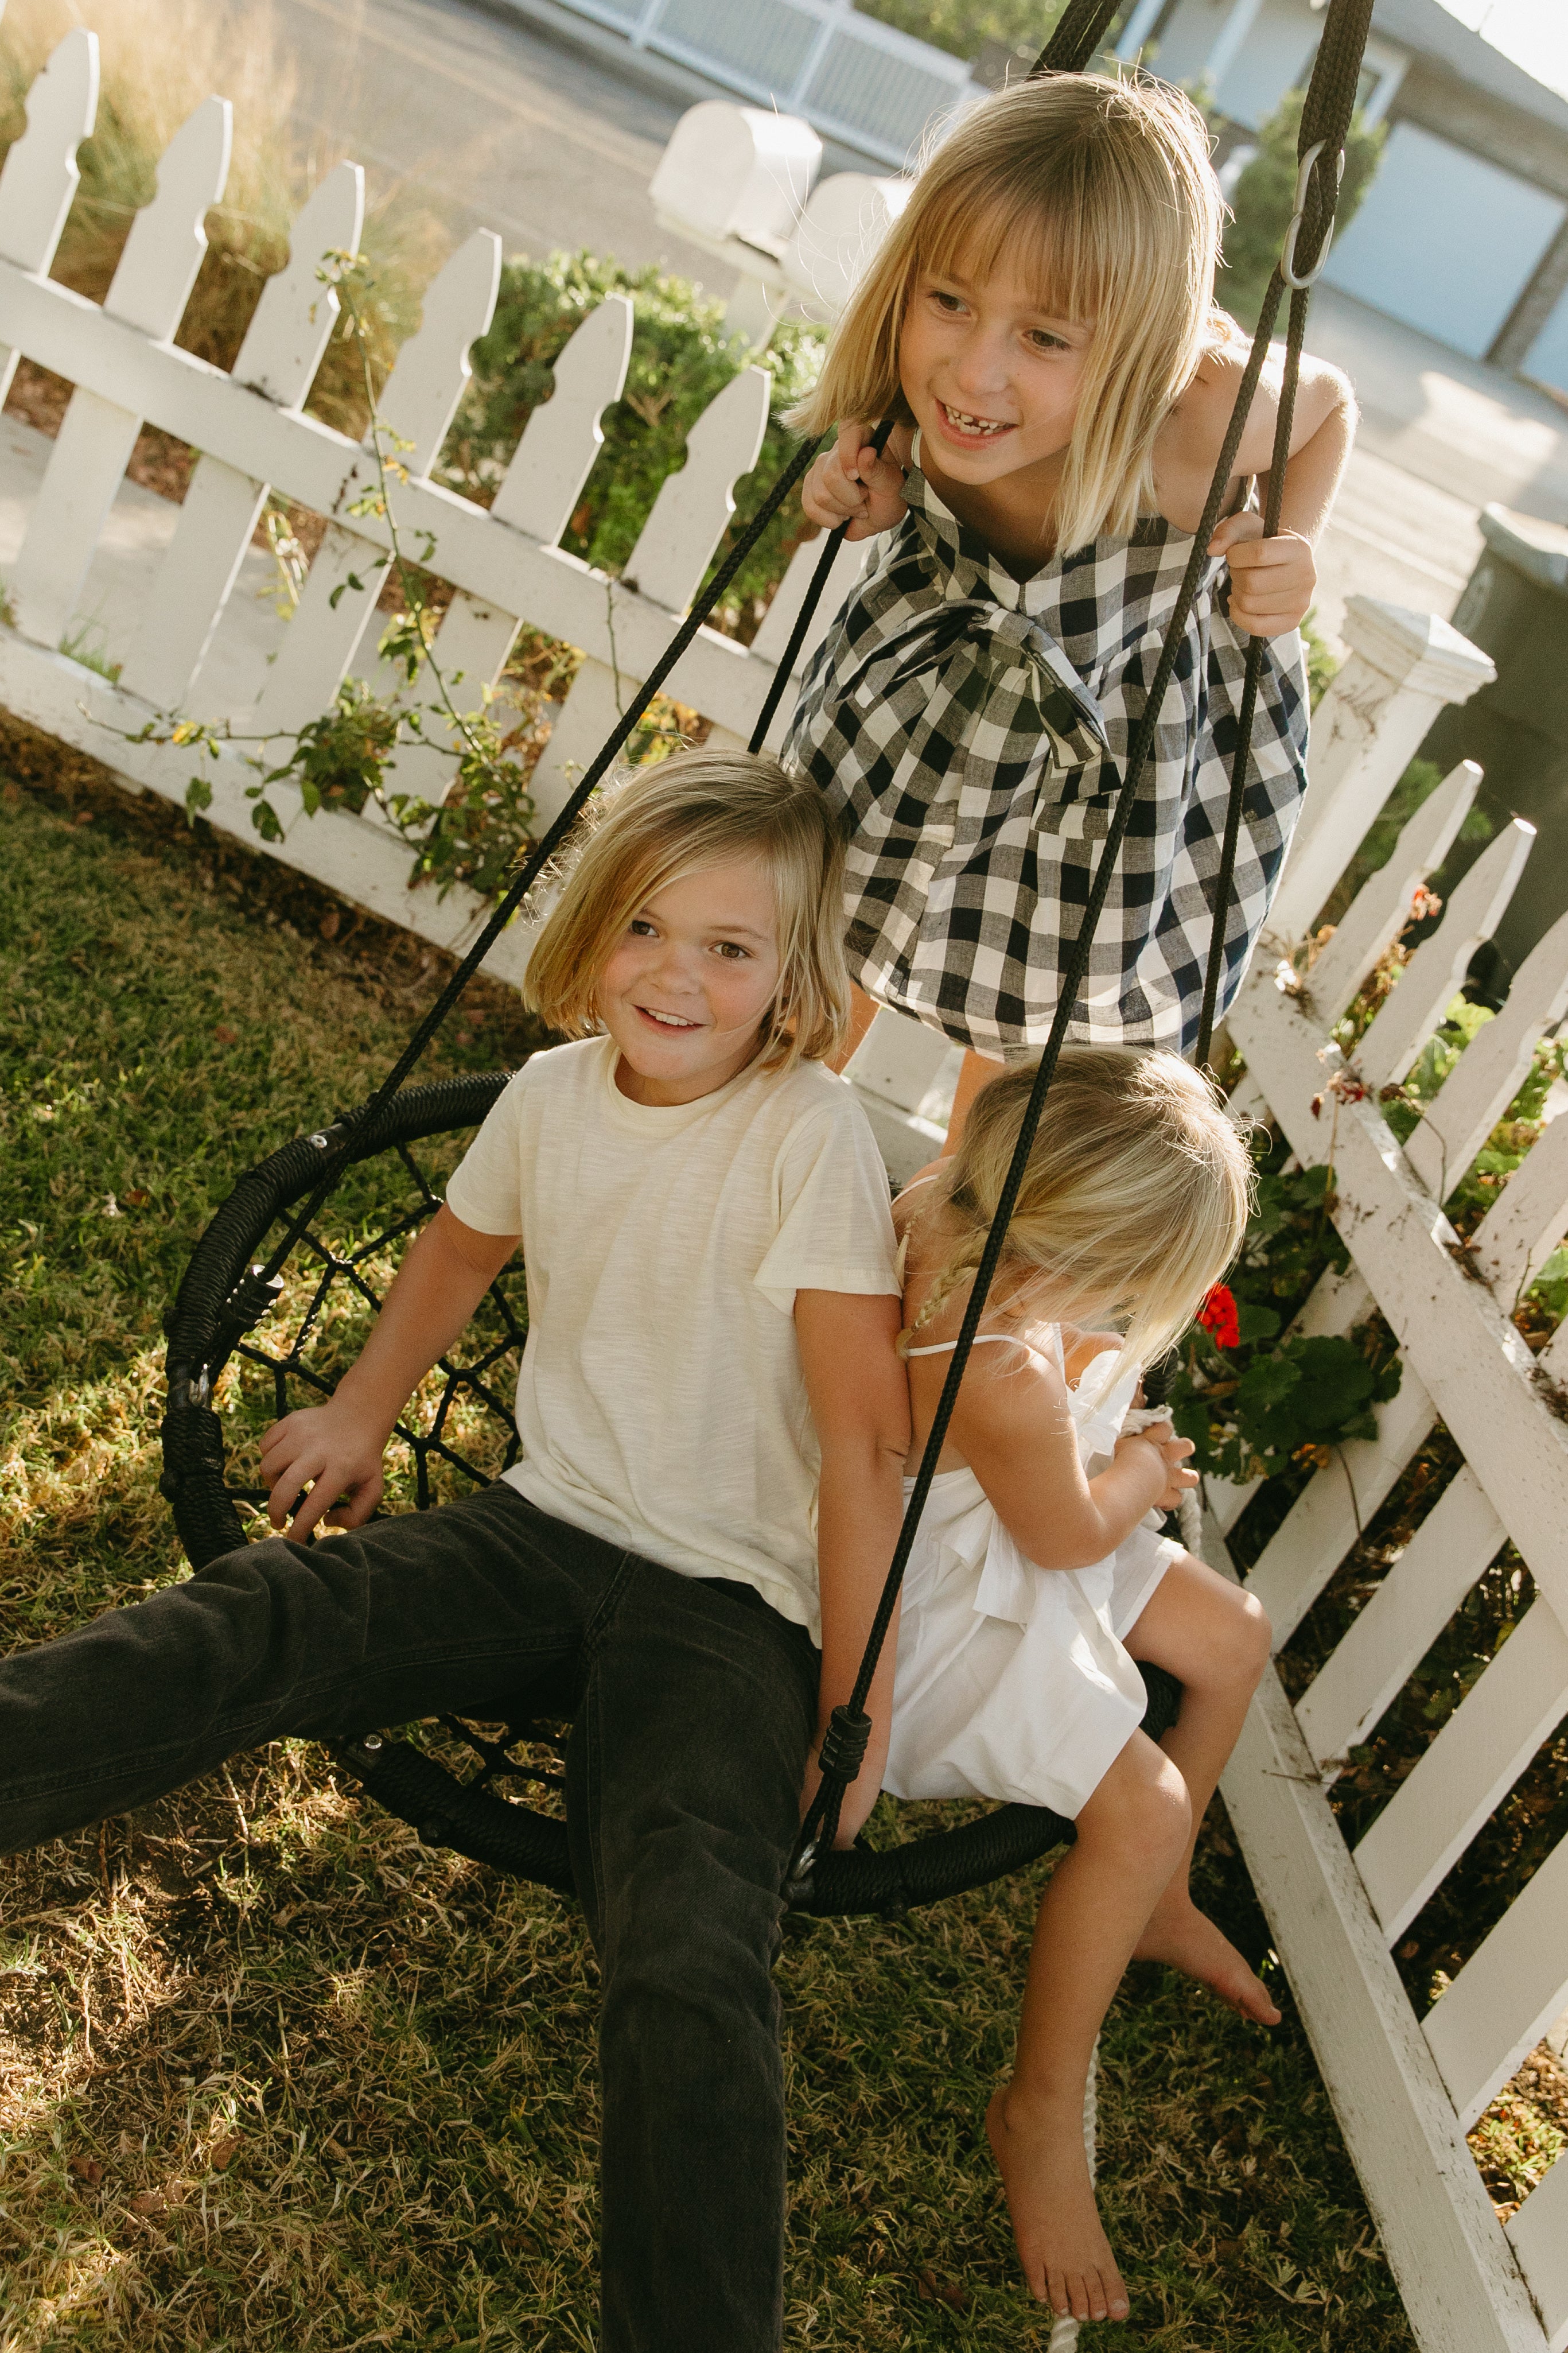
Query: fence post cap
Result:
<box><xmin>1340</xmin><ymin>595</ymin><xmax>1497</xmax><ymax>702</ymax></box>
<box><xmin>1478</xmin><ymin>501</ymin><xmax>1568</xmax><ymax>597</ymax></box>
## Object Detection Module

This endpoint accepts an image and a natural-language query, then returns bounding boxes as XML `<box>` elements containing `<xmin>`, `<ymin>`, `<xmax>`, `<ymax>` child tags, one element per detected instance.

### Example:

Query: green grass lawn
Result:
<box><xmin>0</xmin><ymin>759</ymin><xmax>1418</xmax><ymax>2349</ymax></box>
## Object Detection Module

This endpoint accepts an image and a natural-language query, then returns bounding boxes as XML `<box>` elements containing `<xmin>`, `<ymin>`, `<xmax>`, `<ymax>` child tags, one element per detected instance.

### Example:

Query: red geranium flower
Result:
<box><xmin>1198</xmin><ymin>1283</ymin><xmax>1240</xmax><ymax>1349</ymax></box>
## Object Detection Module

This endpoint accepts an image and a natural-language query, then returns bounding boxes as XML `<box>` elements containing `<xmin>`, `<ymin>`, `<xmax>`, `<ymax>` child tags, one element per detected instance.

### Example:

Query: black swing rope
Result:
<box><xmin>161</xmin><ymin>0</ymin><xmax>1373</xmax><ymax>1915</ymax></box>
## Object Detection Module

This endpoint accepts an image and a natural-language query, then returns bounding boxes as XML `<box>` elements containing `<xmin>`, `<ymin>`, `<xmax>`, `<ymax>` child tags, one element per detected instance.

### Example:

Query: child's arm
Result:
<box><xmin>258</xmin><ymin>1205</ymin><xmax>520</xmax><ymax>1539</ymax></box>
<box><xmin>1161</xmin><ymin>337</ymin><xmax>1357</xmax><ymax>637</ymax></box>
<box><xmin>796</xmin><ymin>1286</ymin><xmax>912</xmax><ymax>1846</ymax></box>
<box><xmin>801</xmin><ymin>421</ymin><xmax>913</xmax><ymax>541</ymax></box>
<box><xmin>949</xmin><ymin>1346</ymin><xmax>1193</xmax><ymax>1571</ymax></box>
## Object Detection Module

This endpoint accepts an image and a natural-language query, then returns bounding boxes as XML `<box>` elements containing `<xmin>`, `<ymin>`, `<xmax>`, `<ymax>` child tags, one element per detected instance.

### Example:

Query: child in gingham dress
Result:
<box><xmin>787</xmin><ymin>71</ymin><xmax>1356</xmax><ymax>1131</ymax></box>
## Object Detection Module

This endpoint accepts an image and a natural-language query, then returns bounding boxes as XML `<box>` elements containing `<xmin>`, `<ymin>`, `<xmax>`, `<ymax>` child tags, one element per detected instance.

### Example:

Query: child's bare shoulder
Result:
<box><xmin>892</xmin><ymin>1158</ymin><xmax>946</xmax><ymax>1238</ymax></box>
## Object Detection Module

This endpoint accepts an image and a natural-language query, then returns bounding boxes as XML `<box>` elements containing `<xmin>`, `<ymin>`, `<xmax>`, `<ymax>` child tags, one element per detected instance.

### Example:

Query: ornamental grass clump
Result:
<box><xmin>0</xmin><ymin>0</ymin><xmax>441</xmax><ymax>433</ymax></box>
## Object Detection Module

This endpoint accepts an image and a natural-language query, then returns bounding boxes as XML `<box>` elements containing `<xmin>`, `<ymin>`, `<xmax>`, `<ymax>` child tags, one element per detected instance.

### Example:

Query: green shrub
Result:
<box><xmin>442</xmin><ymin>252</ymin><xmax>826</xmax><ymax>630</ymax></box>
<box><xmin>1301</xmin><ymin>607</ymin><xmax>1339</xmax><ymax>708</ymax></box>
<box><xmin>1170</xmin><ymin>1150</ymin><xmax>1404</xmax><ymax>1484</ymax></box>
<box><xmin>1218</xmin><ymin>84</ymin><xmax>1386</xmax><ymax>327</ymax></box>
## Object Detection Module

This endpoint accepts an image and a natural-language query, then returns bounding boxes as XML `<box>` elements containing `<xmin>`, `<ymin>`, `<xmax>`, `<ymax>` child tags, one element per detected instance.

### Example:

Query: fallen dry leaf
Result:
<box><xmin>209</xmin><ymin>2134</ymin><xmax>240</xmax><ymax>2172</ymax></box>
<box><xmin>127</xmin><ymin>2190</ymin><xmax>165</xmax><ymax>2216</ymax></box>
<box><xmin>67</xmin><ymin>2155</ymin><xmax>104</xmax><ymax>2187</ymax></box>
<box><xmin>213</xmin><ymin>1023</ymin><xmax>237</xmax><ymax>1046</ymax></box>
<box><xmin>917</xmin><ymin>2266</ymin><xmax>966</xmax><ymax>2311</ymax></box>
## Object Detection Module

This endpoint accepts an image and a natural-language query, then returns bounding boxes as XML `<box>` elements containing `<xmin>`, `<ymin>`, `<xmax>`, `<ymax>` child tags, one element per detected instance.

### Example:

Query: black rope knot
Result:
<box><xmin>817</xmin><ymin>1704</ymin><xmax>871</xmax><ymax>1785</ymax></box>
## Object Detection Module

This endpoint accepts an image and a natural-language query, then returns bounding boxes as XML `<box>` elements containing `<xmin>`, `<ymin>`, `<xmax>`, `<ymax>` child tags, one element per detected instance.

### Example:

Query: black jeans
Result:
<box><xmin>0</xmin><ymin>1484</ymin><xmax>820</xmax><ymax>2353</ymax></box>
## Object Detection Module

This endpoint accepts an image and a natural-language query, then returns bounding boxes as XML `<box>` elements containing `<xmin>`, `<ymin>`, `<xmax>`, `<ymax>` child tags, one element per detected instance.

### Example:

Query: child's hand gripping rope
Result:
<box><xmin>801</xmin><ymin>421</ymin><xmax>913</xmax><ymax>539</ymax></box>
<box><xmin>1208</xmin><ymin>510</ymin><xmax>1317</xmax><ymax>639</ymax></box>
<box><xmin>1114</xmin><ymin>1411</ymin><xmax>1197</xmax><ymax>1513</ymax></box>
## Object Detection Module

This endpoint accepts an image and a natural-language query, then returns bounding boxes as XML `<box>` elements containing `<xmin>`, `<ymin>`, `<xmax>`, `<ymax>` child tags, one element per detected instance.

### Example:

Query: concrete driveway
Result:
<box><xmin>1305</xmin><ymin>283</ymin><xmax>1568</xmax><ymax>653</ymax></box>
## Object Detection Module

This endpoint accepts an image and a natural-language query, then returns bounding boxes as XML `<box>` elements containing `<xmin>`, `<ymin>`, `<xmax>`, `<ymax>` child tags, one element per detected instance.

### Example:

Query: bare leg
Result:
<box><xmin>989</xmin><ymin>1730</ymin><xmax>1189</xmax><ymax>2323</ymax></box>
<box><xmin>825</xmin><ymin>981</ymin><xmax>881</xmax><ymax>1074</ymax></box>
<box><xmin>942</xmin><ymin>1047</ymin><xmax>1005</xmax><ymax>1152</ymax></box>
<box><xmin>1124</xmin><ymin>1551</ymin><xmax>1280</xmax><ymax>2024</ymax></box>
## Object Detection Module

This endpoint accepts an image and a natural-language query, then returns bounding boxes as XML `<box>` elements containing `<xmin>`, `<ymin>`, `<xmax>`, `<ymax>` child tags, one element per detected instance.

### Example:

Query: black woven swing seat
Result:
<box><xmin>160</xmin><ymin>1073</ymin><xmax>1181</xmax><ymax>1919</ymax></box>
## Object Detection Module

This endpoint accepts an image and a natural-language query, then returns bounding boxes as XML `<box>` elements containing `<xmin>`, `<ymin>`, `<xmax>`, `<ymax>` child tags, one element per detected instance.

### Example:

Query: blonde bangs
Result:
<box><xmin>792</xmin><ymin>73</ymin><xmax>1221</xmax><ymax>556</ymax></box>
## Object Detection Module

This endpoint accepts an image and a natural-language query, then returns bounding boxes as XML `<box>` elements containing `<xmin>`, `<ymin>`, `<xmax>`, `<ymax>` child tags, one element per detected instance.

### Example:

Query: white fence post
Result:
<box><xmin>1267</xmin><ymin>596</ymin><xmax>1497</xmax><ymax>949</ymax></box>
<box><xmin>10</xmin><ymin>94</ymin><xmax>233</xmax><ymax>650</ymax></box>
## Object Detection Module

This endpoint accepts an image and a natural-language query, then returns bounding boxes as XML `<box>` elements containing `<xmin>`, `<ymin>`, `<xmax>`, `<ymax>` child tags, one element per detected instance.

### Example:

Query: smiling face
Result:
<box><xmin>597</xmin><ymin>857</ymin><xmax>784</xmax><ymax>1106</ymax></box>
<box><xmin>898</xmin><ymin>242</ymin><xmax>1095</xmax><ymax>496</ymax></box>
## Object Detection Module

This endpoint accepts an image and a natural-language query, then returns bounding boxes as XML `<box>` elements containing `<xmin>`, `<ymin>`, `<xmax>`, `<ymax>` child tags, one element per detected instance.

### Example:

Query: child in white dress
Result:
<box><xmin>886</xmin><ymin>1047</ymin><xmax>1278</xmax><ymax>2329</ymax></box>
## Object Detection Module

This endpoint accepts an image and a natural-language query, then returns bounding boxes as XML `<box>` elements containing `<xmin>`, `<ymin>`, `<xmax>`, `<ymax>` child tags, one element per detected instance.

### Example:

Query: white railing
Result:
<box><xmin>835</xmin><ymin>597</ymin><xmax>1568</xmax><ymax>2353</ymax></box>
<box><xmin>741</xmin><ymin>430</ymin><xmax>1568</xmax><ymax>2338</ymax></box>
<box><xmin>864</xmin><ymin>641</ymin><xmax>1568</xmax><ymax>2353</ymax></box>
<box><xmin>562</xmin><ymin>0</ymin><xmax>975</xmax><ymax>169</ymax></box>
<box><xmin>0</xmin><ymin>30</ymin><xmax>867</xmax><ymax>986</ymax></box>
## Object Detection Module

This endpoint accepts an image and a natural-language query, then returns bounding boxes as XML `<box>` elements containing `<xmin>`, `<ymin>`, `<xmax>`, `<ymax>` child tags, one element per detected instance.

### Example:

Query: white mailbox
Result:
<box><xmin>783</xmin><ymin>172</ymin><xmax>912</xmax><ymax>315</ymax></box>
<box><xmin>650</xmin><ymin>101</ymin><xmax>822</xmax><ymax>257</ymax></box>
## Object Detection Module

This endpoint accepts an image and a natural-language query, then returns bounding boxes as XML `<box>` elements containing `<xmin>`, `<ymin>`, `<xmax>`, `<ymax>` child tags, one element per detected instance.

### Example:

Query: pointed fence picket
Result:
<box><xmin>11</xmin><ymin>96</ymin><xmax>232</xmax><ymax>650</ymax></box>
<box><xmin>0</xmin><ymin>25</ymin><xmax>97</xmax><ymax>409</ymax></box>
<box><xmin>0</xmin><ymin>34</ymin><xmax>861</xmax><ymax>974</ymax></box>
<box><xmin>124</xmin><ymin>164</ymin><xmax>367</xmax><ymax>712</ymax></box>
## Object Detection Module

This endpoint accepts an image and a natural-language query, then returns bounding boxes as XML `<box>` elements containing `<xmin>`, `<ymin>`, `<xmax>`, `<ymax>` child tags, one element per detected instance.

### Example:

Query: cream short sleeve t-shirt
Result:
<box><xmin>443</xmin><ymin>1036</ymin><xmax>900</xmax><ymax>1642</ymax></box>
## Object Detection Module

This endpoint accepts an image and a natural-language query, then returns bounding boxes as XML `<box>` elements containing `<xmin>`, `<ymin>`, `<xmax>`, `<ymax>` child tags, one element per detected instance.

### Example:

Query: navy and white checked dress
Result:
<box><xmin>784</xmin><ymin>451</ymin><xmax>1310</xmax><ymax>1057</ymax></box>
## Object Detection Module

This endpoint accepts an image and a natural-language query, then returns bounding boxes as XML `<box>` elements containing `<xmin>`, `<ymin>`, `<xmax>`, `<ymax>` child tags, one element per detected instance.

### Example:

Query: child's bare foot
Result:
<box><xmin>1133</xmin><ymin>1890</ymin><xmax>1281</xmax><ymax>2024</ymax></box>
<box><xmin>986</xmin><ymin>2084</ymin><xmax>1130</xmax><ymax>2321</ymax></box>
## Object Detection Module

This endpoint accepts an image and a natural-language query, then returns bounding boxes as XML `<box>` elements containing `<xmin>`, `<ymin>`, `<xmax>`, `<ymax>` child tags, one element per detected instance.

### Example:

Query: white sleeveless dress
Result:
<box><xmin>882</xmin><ymin>1330</ymin><xmax>1180</xmax><ymax>1819</ymax></box>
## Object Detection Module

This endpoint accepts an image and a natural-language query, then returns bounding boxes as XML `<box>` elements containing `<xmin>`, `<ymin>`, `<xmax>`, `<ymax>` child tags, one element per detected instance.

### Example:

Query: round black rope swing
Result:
<box><xmin>160</xmin><ymin>0</ymin><xmax>1372</xmax><ymax>1917</ymax></box>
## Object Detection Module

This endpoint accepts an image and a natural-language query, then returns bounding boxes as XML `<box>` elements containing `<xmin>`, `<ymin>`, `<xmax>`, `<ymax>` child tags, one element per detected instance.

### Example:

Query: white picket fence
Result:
<box><xmin>850</xmin><ymin>623</ymin><xmax>1568</xmax><ymax>2350</ymax></box>
<box><xmin>2</xmin><ymin>30</ymin><xmax>1566</xmax><ymax>2353</ymax></box>
<box><xmin>1209</xmin><ymin>816</ymin><xmax>1568</xmax><ymax>2348</ymax></box>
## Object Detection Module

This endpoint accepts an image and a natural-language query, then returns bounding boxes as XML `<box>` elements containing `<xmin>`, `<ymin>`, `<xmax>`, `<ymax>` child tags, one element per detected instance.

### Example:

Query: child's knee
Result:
<box><xmin>1219</xmin><ymin>1584</ymin><xmax>1273</xmax><ymax>1686</ymax></box>
<box><xmin>1084</xmin><ymin>1736</ymin><xmax>1190</xmax><ymax>1867</ymax></box>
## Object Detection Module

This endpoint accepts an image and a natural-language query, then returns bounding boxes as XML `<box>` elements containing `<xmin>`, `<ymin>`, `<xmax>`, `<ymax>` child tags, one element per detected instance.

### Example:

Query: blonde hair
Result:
<box><xmin>901</xmin><ymin>1047</ymin><xmax>1252</xmax><ymax>1368</ymax></box>
<box><xmin>523</xmin><ymin>747</ymin><xmax>851</xmax><ymax>1073</ymax></box>
<box><xmin>791</xmin><ymin>73</ymin><xmax>1224</xmax><ymax>557</ymax></box>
